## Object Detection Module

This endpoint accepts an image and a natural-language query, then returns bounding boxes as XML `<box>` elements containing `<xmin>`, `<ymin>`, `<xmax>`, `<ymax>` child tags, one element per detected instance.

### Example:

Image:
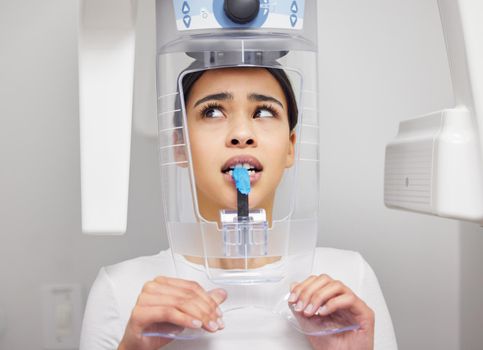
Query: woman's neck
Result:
<box><xmin>184</xmin><ymin>255</ymin><xmax>281</xmax><ymax>269</ymax></box>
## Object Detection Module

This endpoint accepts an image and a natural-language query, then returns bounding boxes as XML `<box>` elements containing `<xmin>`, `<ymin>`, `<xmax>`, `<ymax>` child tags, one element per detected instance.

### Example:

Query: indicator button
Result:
<box><xmin>224</xmin><ymin>0</ymin><xmax>260</xmax><ymax>24</ymax></box>
<box><xmin>182</xmin><ymin>1</ymin><xmax>190</xmax><ymax>14</ymax></box>
<box><xmin>183</xmin><ymin>15</ymin><xmax>191</xmax><ymax>28</ymax></box>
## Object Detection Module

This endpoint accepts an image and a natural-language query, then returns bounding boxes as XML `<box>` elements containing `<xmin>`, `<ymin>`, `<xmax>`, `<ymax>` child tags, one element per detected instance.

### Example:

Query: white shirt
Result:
<box><xmin>80</xmin><ymin>247</ymin><xmax>398</xmax><ymax>349</ymax></box>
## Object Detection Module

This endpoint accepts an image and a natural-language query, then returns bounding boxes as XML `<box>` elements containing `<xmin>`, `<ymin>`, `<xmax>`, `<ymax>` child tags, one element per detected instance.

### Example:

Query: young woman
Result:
<box><xmin>80</xmin><ymin>67</ymin><xmax>397</xmax><ymax>350</ymax></box>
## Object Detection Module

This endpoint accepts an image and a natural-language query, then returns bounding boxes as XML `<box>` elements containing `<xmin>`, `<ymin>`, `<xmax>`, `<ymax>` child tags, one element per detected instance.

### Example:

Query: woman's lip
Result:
<box><xmin>223</xmin><ymin>171</ymin><xmax>262</xmax><ymax>186</ymax></box>
<box><xmin>221</xmin><ymin>155</ymin><xmax>263</xmax><ymax>172</ymax></box>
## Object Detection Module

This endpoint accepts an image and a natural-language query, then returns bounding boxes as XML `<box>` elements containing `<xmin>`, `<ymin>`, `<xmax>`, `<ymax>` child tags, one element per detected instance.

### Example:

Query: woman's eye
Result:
<box><xmin>254</xmin><ymin>108</ymin><xmax>275</xmax><ymax>118</ymax></box>
<box><xmin>203</xmin><ymin>107</ymin><xmax>224</xmax><ymax>118</ymax></box>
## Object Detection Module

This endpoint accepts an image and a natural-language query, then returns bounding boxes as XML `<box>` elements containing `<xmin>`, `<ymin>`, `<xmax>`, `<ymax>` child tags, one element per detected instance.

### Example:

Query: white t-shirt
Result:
<box><xmin>80</xmin><ymin>247</ymin><xmax>398</xmax><ymax>349</ymax></box>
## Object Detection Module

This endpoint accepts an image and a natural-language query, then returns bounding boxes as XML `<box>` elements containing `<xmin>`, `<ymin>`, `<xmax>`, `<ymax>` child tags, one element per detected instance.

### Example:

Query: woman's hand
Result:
<box><xmin>288</xmin><ymin>274</ymin><xmax>374</xmax><ymax>350</ymax></box>
<box><xmin>118</xmin><ymin>276</ymin><xmax>227</xmax><ymax>350</ymax></box>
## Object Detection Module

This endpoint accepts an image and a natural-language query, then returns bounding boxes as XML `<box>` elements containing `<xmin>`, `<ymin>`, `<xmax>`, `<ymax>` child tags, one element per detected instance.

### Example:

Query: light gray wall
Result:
<box><xmin>459</xmin><ymin>222</ymin><xmax>483</xmax><ymax>350</ymax></box>
<box><xmin>0</xmin><ymin>0</ymin><xmax>480</xmax><ymax>349</ymax></box>
<box><xmin>0</xmin><ymin>1</ymin><xmax>165</xmax><ymax>349</ymax></box>
<box><xmin>316</xmin><ymin>1</ymin><xmax>460</xmax><ymax>349</ymax></box>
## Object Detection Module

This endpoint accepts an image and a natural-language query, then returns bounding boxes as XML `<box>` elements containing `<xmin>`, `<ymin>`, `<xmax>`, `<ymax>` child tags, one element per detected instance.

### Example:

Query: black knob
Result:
<box><xmin>224</xmin><ymin>0</ymin><xmax>260</xmax><ymax>24</ymax></box>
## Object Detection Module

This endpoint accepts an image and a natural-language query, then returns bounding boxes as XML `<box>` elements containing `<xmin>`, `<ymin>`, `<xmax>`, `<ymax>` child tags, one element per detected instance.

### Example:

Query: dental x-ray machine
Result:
<box><xmin>78</xmin><ymin>0</ymin><xmax>483</xmax><ymax>234</ymax></box>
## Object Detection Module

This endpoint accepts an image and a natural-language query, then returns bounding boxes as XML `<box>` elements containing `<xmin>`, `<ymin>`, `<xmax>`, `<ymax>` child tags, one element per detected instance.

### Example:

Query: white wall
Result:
<box><xmin>0</xmin><ymin>0</ymin><xmax>481</xmax><ymax>349</ymax></box>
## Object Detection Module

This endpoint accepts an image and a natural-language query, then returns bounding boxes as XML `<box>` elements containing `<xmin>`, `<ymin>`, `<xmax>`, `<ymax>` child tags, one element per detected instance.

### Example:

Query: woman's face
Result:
<box><xmin>185</xmin><ymin>67</ymin><xmax>296</xmax><ymax>222</ymax></box>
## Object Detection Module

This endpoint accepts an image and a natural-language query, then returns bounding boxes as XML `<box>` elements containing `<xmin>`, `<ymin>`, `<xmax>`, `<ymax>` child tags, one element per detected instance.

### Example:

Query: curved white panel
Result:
<box><xmin>78</xmin><ymin>0</ymin><xmax>137</xmax><ymax>234</ymax></box>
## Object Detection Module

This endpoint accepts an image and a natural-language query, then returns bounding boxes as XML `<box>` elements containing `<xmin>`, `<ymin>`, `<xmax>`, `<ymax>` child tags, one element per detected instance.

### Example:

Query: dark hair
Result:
<box><xmin>176</xmin><ymin>67</ymin><xmax>298</xmax><ymax>131</ymax></box>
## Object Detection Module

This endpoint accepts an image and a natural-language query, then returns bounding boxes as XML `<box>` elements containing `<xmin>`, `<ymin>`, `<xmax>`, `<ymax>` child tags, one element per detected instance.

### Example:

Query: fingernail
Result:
<box><xmin>192</xmin><ymin>319</ymin><xmax>202</xmax><ymax>328</ymax></box>
<box><xmin>208</xmin><ymin>320</ymin><xmax>219</xmax><ymax>331</ymax></box>
<box><xmin>216</xmin><ymin>307</ymin><xmax>223</xmax><ymax>317</ymax></box>
<box><xmin>217</xmin><ymin>318</ymin><xmax>224</xmax><ymax>329</ymax></box>
<box><xmin>317</xmin><ymin>305</ymin><xmax>328</xmax><ymax>315</ymax></box>
<box><xmin>304</xmin><ymin>304</ymin><xmax>313</xmax><ymax>314</ymax></box>
<box><xmin>294</xmin><ymin>300</ymin><xmax>304</xmax><ymax>312</ymax></box>
<box><xmin>288</xmin><ymin>293</ymin><xmax>298</xmax><ymax>303</ymax></box>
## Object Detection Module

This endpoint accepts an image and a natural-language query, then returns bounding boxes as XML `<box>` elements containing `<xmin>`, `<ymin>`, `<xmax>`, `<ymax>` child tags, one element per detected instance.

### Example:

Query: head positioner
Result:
<box><xmin>156</xmin><ymin>0</ymin><xmax>318</xmax><ymax>284</ymax></box>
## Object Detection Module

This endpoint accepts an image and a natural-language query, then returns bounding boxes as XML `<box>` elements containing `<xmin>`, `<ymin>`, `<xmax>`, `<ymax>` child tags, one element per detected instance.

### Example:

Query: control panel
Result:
<box><xmin>173</xmin><ymin>0</ymin><xmax>305</xmax><ymax>31</ymax></box>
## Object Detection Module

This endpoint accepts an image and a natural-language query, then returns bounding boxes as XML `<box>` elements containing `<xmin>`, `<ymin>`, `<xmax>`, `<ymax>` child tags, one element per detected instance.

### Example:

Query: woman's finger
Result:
<box><xmin>137</xmin><ymin>293</ymin><xmax>209</xmax><ymax>323</ymax></box>
<box><xmin>130</xmin><ymin>305</ymin><xmax>203</xmax><ymax>334</ymax></box>
<box><xmin>141</xmin><ymin>278</ymin><xmax>226</xmax><ymax>332</ymax></box>
<box><xmin>138</xmin><ymin>284</ymin><xmax>195</xmax><ymax>305</ymax></box>
<box><xmin>288</xmin><ymin>275</ymin><xmax>321</xmax><ymax>303</ymax></box>
<box><xmin>301</xmin><ymin>280</ymin><xmax>347</xmax><ymax>317</ymax></box>
<box><xmin>139</xmin><ymin>289</ymin><xmax>223</xmax><ymax>332</ymax></box>
<box><xmin>293</xmin><ymin>275</ymin><xmax>333</xmax><ymax>313</ymax></box>
<box><xmin>316</xmin><ymin>293</ymin><xmax>375</xmax><ymax>331</ymax></box>
<box><xmin>176</xmin><ymin>298</ymin><xmax>224</xmax><ymax>332</ymax></box>
<box><xmin>208</xmin><ymin>289</ymin><xmax>228</xmax><ymax>309</ymax></box>
<box><xmin>156</xmin><ymin>277</ymin><xmax>224</xmax><ymax>316</ymax></box>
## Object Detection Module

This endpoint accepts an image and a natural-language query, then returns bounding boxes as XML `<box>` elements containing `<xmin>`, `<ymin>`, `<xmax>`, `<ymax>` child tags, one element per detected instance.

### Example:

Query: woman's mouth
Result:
<box><xmin>221</xmin><ymin>156</ymin><xmax>263</xmax><ymax>184</ymax></box>
<box><xmin>222</xmin><ymin>163</ymin><xmax>259</xmax><ymax>176</ymax></box>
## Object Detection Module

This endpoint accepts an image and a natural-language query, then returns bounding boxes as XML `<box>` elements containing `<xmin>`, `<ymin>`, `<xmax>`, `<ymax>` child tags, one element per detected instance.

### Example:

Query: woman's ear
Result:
<box><xmin>285</xmin><ymin>131</ymin><xmax>296</xmax><ymax>168</ymax></box>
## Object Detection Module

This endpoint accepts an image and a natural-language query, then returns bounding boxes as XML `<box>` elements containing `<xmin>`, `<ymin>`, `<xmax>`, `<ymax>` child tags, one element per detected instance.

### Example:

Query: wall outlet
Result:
<box><xmin>41</xmin><ymin>284</ymin><xmax>82</xmax><ymax>350</ymax></box>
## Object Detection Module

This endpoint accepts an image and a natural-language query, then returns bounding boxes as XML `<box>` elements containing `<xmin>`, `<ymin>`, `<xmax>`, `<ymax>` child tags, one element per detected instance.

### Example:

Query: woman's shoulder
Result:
<box><xmin>313</xmin><ymin>247</ymin><xmax>368</xmax><ymax>293</ymax></box>
<box><xmin>101</xmin><ymin>249</ymin><xmax>175</xmax><ymax>286</ymax></box>
<box><xmin>88</xmin><ymin>250</ymin><xmax>176</xmax><ymax>320</ymax></box>
<box><xmin>314</xmin><ymin>246</ymin><xmax>364</xmax><ymax>265</ymax></box>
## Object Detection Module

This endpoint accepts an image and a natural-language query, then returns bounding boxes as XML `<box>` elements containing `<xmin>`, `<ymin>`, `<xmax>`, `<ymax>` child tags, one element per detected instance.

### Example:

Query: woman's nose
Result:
<box><xmin>226</xmin><ymin>120</ymin><xmax>257</xmax><ymax>148</ymax></box>
<box><xmin>230</xmin><ymin>137</ymin><xmax>255</xmax><ymax>146</ymax></box>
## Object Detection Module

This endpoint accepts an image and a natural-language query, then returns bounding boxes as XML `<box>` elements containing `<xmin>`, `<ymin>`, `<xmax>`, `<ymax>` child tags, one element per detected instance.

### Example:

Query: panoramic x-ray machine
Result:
<box><xmin>78</xmin><ymin>0</ymin><xmax>483</xmax><ymax>234</ymax></box>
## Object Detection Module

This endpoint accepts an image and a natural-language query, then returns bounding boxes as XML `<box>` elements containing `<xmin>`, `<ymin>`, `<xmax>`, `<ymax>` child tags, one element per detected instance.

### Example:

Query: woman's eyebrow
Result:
<box><xmin>247</xmin><ymin>93</ymin><xmax>284</xmax><ymax>109</ymax></box>
<box><xmin>193</xmin><ymin>92</ymin><xmax>233</xmax><ymax>107</ymax></box>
